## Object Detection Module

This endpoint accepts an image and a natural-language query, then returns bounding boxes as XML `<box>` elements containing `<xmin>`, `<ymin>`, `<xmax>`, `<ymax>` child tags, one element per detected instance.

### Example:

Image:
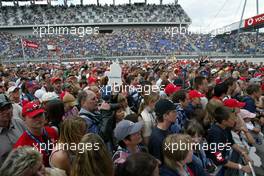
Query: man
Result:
<box><xmin>185</xmin><ymin>90</ymin><xmax>204</xmax><ymax>118</ymax></box>
<box><xmin>243</xmin><ymin>84</ymin><xmax>262</xmax><ymax>114</ymax></box>
<box><xmin>0</xmin><ymin>82</ymin><xmax>5</xmax><ymax>94</ymax></box>
<box><xmin>51</xmin><ymin>77</ymin><xmax>62</xmax><ymax>96</ymax></box>
<box><xmin>194</xmin><ymin>76</ymin><xmax>209</xmax><ymax>109</ymax></box>
<box><xmin>207</xmin><ymin>106</ymin><xmax>251</xmax><ymax>176</ymax></box>
<box><xmin>148</xmin><ymin>99</ymin><xmax>177</xmax><ymax>163</ymax></box>
<box><xmin>223</xmin><ymin>98</ymin><xmax>246</xmax><ymax>114</ymax></box>
<box><xmin>0</xmin><ymin>94</ymin><xmax>26</xmax><ymax>166</ymax></box>
<box><xmin>211</xmin><ymin>82</ymin><xmax>228</xmax><ymax>103</ymax></box>
<box><xmin>112</xmin><ymin>120</ymin><xmax>143</xmax><ymax>165</ymax></box>
<box><xmin>78</xmin><ymin>89</ymin><xmax>114</xmax><ymax>144</ymax></box>
<box><xmin>170</xmin><ymin>89</ymin><xmax>190</xmax><ymax>133</ymax></box>
<box><xmin>14</xmin><ymin>101</ymin><xmax>58</xmax><ymax>167</ymax></box>
<box><xmin>78</xmin><ymin>90</ymin><xmax>101</xmax><ymax>133</ymax></box>
<box><xmin>223</xmin><ymin>77</ymin><xmax>237</xmax><ymax>101</ymax></box>
<box><xmin>156</xmin><ymin>71</ymin><xmax>167</xmax><ymax>87</ymax></box>
<box><xmin>6</xmin><ymin>86</ymin><xmax>22</xmax><ymax>119</ymax></box>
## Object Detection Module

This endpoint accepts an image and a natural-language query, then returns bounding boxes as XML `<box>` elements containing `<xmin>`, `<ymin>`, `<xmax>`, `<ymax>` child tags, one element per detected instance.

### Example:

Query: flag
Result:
<box><xmin>22</xmin><ymin>39</ymin><xmax>39</xmax><ymax>49</ymax></box>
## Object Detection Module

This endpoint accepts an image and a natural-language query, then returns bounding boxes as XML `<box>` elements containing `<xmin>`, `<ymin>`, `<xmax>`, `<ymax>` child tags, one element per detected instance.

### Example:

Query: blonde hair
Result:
<box><xmin>59</xmin><ymin>116</ymin><xmax>86</xmax><ymax>146</ymax></box>
<box><xmin>138</xmin><ymin>92</ymin><xmax>159</xmax><ymax>114</ymax></box>
<box><xmin>206</xmin><ymin>98</ymin><xmax>223</xmax><ymax>123</ymax></box>
<box><xmin>163</xmin><ymin>134</ymin><xmax>192</xmax><ymax>170</ymax></box>
<box><xmin>71</xmin><ymin>134</ymin><xmax>114</xmax><ymax>176</ymax></box>
<box><xmin>117</xmin><ymin>93</ymin><xmax>126</xmax><ymax>103</ymax></box>
<box><xmin>0</xmin><ymin>147</ymin><xmax>42</xmax><ymax>176</ymax></box>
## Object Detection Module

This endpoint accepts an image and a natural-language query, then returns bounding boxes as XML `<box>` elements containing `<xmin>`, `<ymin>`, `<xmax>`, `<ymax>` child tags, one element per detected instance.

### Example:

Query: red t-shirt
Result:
<box><xmin>14</xmin><ymin>126</ymin><xmax>58</xmax><ymax>167</ymax></box>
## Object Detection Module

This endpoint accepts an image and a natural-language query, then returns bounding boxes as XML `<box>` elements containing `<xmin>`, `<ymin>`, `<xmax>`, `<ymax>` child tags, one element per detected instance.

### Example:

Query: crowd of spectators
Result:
<box><xmin>0</xmin><ymin>30</ymin><xmax>263</xmax><ymax>60</ymax></box>
<box><xmin>0</xmin><ymin>58</ymin><xmax>264</xmax><ymax>176</ymax></box>
<box><xmin>0</xmin><ymin>4</ymin><xmax>191</xmax><ymax>26</ymax></box>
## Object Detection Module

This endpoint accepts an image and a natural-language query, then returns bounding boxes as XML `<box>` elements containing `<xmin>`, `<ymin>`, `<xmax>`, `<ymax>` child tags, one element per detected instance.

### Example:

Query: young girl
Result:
<box><xmin>138</xmin><ymin>92</ymin><xmax>159</xmax><ymax>145</ymax></box>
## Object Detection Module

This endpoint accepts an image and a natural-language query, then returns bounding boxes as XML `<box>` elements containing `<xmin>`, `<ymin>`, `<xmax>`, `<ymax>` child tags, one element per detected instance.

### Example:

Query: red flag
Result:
<box><xmin>22</xmin><ymin>39</ymin><xmax>39</xmax><ymax>49</ymax></box>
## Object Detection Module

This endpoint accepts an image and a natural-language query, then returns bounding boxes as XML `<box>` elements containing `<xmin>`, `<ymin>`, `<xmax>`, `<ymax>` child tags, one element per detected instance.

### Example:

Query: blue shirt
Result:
<box><xmin>243</xmin><ymin>96</ymin><xmax>256</xmax><ymax>113</ymax></box>
<box><xmin>170</xmin><ymin>103</ymin><xmax>188</xmax><ymax>133</ymax></box>
<box><xmin>79</xmin><ymin>108</ymin><xmax>99</xmax><ymax>134</ymax></box>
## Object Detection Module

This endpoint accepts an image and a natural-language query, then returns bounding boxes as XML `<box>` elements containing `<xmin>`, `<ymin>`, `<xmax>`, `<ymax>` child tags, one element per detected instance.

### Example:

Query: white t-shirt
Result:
<box><xmin>139</xmin><ymin>108</ymin><xmax>157</xmax><ymax>138</ymax></box>
<box><xmin>12</xmin><ymin>103</ymin><xmax>22</xmax><ymax>119</ymax></box>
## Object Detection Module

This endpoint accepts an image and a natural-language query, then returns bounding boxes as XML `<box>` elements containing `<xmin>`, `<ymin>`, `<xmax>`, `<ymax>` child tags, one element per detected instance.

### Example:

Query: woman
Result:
<box><xmin>117</xmin><ymin>93</ymin><xmax>133</xmax><ymax>117</ymax></box>
<box><xmin>45</xmin><ymin>99</ymin><xmax>65</xmax><ymax>133</ymax></box>
<box><xmin>62</xmin><ymin>93</ymin><xmax>79</xmax><ymax>120</ymax></box>
<box><xmin>71</xmin><ymin>134</ymin><xmax>114</xmax><ymax>176</ymax></box>
<box><xmin>0</xmin><ymin>146</ymin><xmax>66</xmax><ymax>176</ymax></box>
<box><xmin>138</xmin><ymin>92</ymin><xmax>159</xmax><ymax>145</ymax></box>
<box><xmin>160</xmin><ymin>134</ymin><xmax>196</xmax><ymax>176</ymax></box>
<box><xmin>116</xmin><ymin>153</ymin><xmax>159</xmax><ymax>176</ymax></box>
<box><xmin>49</xmin><ymin>117</ymin><xmax>86</xmax><ymax>175</ymax></box>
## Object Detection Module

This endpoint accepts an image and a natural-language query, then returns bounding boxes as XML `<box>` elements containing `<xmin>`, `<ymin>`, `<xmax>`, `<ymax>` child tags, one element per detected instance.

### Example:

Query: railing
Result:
<box><xmin>2</xmin><ymin>54</ymin><xmax>264</xmax><ymax>64</ymax></box>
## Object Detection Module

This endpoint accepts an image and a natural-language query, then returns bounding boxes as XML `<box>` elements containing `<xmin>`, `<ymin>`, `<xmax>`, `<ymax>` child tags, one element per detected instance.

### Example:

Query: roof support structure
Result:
<box><xmin>255</xmin><ymin>0</ymin><xmax>259</xmax><ymax>54</ymax></box>
<box><xmin>236</xmin><ymin>0</ymin><xmax>247</xmax><ymax>54</ymax></box>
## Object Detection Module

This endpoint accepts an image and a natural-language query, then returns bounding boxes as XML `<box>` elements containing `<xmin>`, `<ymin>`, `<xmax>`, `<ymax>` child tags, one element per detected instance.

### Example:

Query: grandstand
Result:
<box><xmin>0</xmin><ymin>1</ymin><xmax>263</xmax><ymax>63</ymax></box>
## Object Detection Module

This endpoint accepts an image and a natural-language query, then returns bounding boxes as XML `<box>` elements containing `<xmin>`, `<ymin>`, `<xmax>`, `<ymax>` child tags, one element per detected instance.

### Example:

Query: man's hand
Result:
<box><xmin>259</xmin><ymin>117</ymin><xmax>264</xmax><ymax>126</ymax></box>
<box><xmin>240</xmin><ymin>126</ymin><xmax>249</xmax><ymax>133</ymax></box>
<box><xmin>242</xmin><ymin>153</ymin><xmax>253</xmax><ymax>164</ymax></box>
<box><xmin>241</xmin><ymin>165</ymin><xmax>251</xmax><ymax>173</ymax></box>
<box><xmin>253</xmin><ymin>128</ymin><xmax>261</xmax><ymax>133</ymax></box>
<box><xmin>99</xmin><ymin>101</ymin><xmax>111</xmax><ymax>110</ymax></box>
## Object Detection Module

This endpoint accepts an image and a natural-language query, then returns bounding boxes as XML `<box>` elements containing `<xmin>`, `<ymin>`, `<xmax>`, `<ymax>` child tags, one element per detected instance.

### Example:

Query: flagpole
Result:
<box><xmin>20</xmin><ymin>38</ymin><xmax>26</xmax><ymax>63</ymax></box>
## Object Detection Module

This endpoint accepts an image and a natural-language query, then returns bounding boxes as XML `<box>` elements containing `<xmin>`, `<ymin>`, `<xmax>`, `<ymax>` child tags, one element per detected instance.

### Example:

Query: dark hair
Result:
<box><xmin>118</xmin><ymin>135</ymin><xmax>131</xmax><ymax>148</ymax></box>
<box><xmin>213</xmin><ymin>106</ymin><xmax>231</xmax><ymax>124</ymax></box>
<box><xmin>246</xmin><ymin>84</ymin><xmax>261</xmax><ymax>95</ymax></box>
<box><xmin>127</xmin><ymin>75</ymin><xmax>136</xmax><ymax>85</ymax></box>
<box><xmin>116</xmin><ymin>153</ymin><xmax>158</xmax><ymax>176</ymax></box>
<box><xmin>171</xmin><ymin>89</ymin><xmax>187</xmax><ymax>103</ymax></box>
<box><xmin>125</xmin><ymin>114</ymin><xmax>138</xmax><ymax>123</ymax></box>
<box><xmin>184</xmin><ymin>120</ymin><xmax>204</xmax><ymax>137</ymax></box>
<box><xmin>194</xmin><ymin>76</ymin><xmax>206</xmax><ymax>89</ymax></box>
<box><xmin>224</xmin><ymin>77</ymin><xmax>236</xmax><ymax>88</ymax></box>
<box><xmin>77</xmin><ymin>90</ymin><xmax>88</xmax><ymax>107</ymax></box>
<box><xmin>214</xmin><ymin>83</ymin><xmax>228</xmax><ymax>97</ymax></box>
<box><xmin>160</xmin><ymin>80</ymin><xmax>170</xmax><ymax>88</ymax></box>
<box><xmin>45</xmin><ymin>99</ymin><xmax>65</xmax><ymax>130</ymax></box>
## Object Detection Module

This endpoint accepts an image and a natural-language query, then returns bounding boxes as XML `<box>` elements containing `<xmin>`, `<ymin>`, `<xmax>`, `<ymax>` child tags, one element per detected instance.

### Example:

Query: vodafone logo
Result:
<box><xmin>247</xmin><ymin>18</ymin><xmax>254</xmax><ymax>26</ymax></box>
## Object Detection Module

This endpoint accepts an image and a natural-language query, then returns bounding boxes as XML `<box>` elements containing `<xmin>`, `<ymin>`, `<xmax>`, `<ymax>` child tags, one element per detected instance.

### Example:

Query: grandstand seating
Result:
<box><xmin>0</xmin><ymin>4</ymin><xmax>191</xmax><ymax>26</ymax></box>
<box><xmin>0</xmin><ymin>29</ymin><xmax>263</xmax><ymax>59</ymax></box>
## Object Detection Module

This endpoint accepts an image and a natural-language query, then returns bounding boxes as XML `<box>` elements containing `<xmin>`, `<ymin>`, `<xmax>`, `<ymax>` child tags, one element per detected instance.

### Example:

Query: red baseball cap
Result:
<box><xmin>87</xmin><ymin>76</ymin><xmax>97</xmax><ymax>85</ymax></box>
<box><xmin>22</xmin><ymin>101</ymin><xmax>45</xmax><ymax>118</ymax></box>
<box><xmin>188</xmin><ymin>90</ymin><xmax>205</xmax><ymax>99</ymax></box>
<box><xmin>51</xmin><ymin>77</ymin><xmax>61</xmax><ymax>84</ymax></box>
<box><xmin>223</xmin><ymin>98</ymin><xmax>246</xmax><ymax>108</ymax></box>
<box><xmin>239</xmin><ymin>77</ymin><xmax>247</xmax><ymax>81</ymax></box>
<box><xmin>254</xmin><ymin>73</ymin><xmax>263</xmax><ymax>78</ymax></box>
<box><xmin>164</xmin><ymin>83</ymin><xmax>181</xmax><ymax>96</ymax></box>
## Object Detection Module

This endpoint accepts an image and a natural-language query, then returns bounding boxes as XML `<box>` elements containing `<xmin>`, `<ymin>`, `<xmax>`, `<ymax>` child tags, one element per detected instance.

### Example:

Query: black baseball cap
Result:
<box><xmin>0</xmin><ymin>94</ymin><xmax>12</xmax><ymax>109</ymax></box>
<box><xmin>155</xmin><ymin>99</ymin><xmax>176</xmax><ymax>119</ymax></box>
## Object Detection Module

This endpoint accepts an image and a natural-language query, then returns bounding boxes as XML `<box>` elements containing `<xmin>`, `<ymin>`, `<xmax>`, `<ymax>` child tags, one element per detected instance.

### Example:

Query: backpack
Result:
<box><xmin>80</xmin><ymin>110</ymin><xmax>115</xmax><ymax>143</ymax></box>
